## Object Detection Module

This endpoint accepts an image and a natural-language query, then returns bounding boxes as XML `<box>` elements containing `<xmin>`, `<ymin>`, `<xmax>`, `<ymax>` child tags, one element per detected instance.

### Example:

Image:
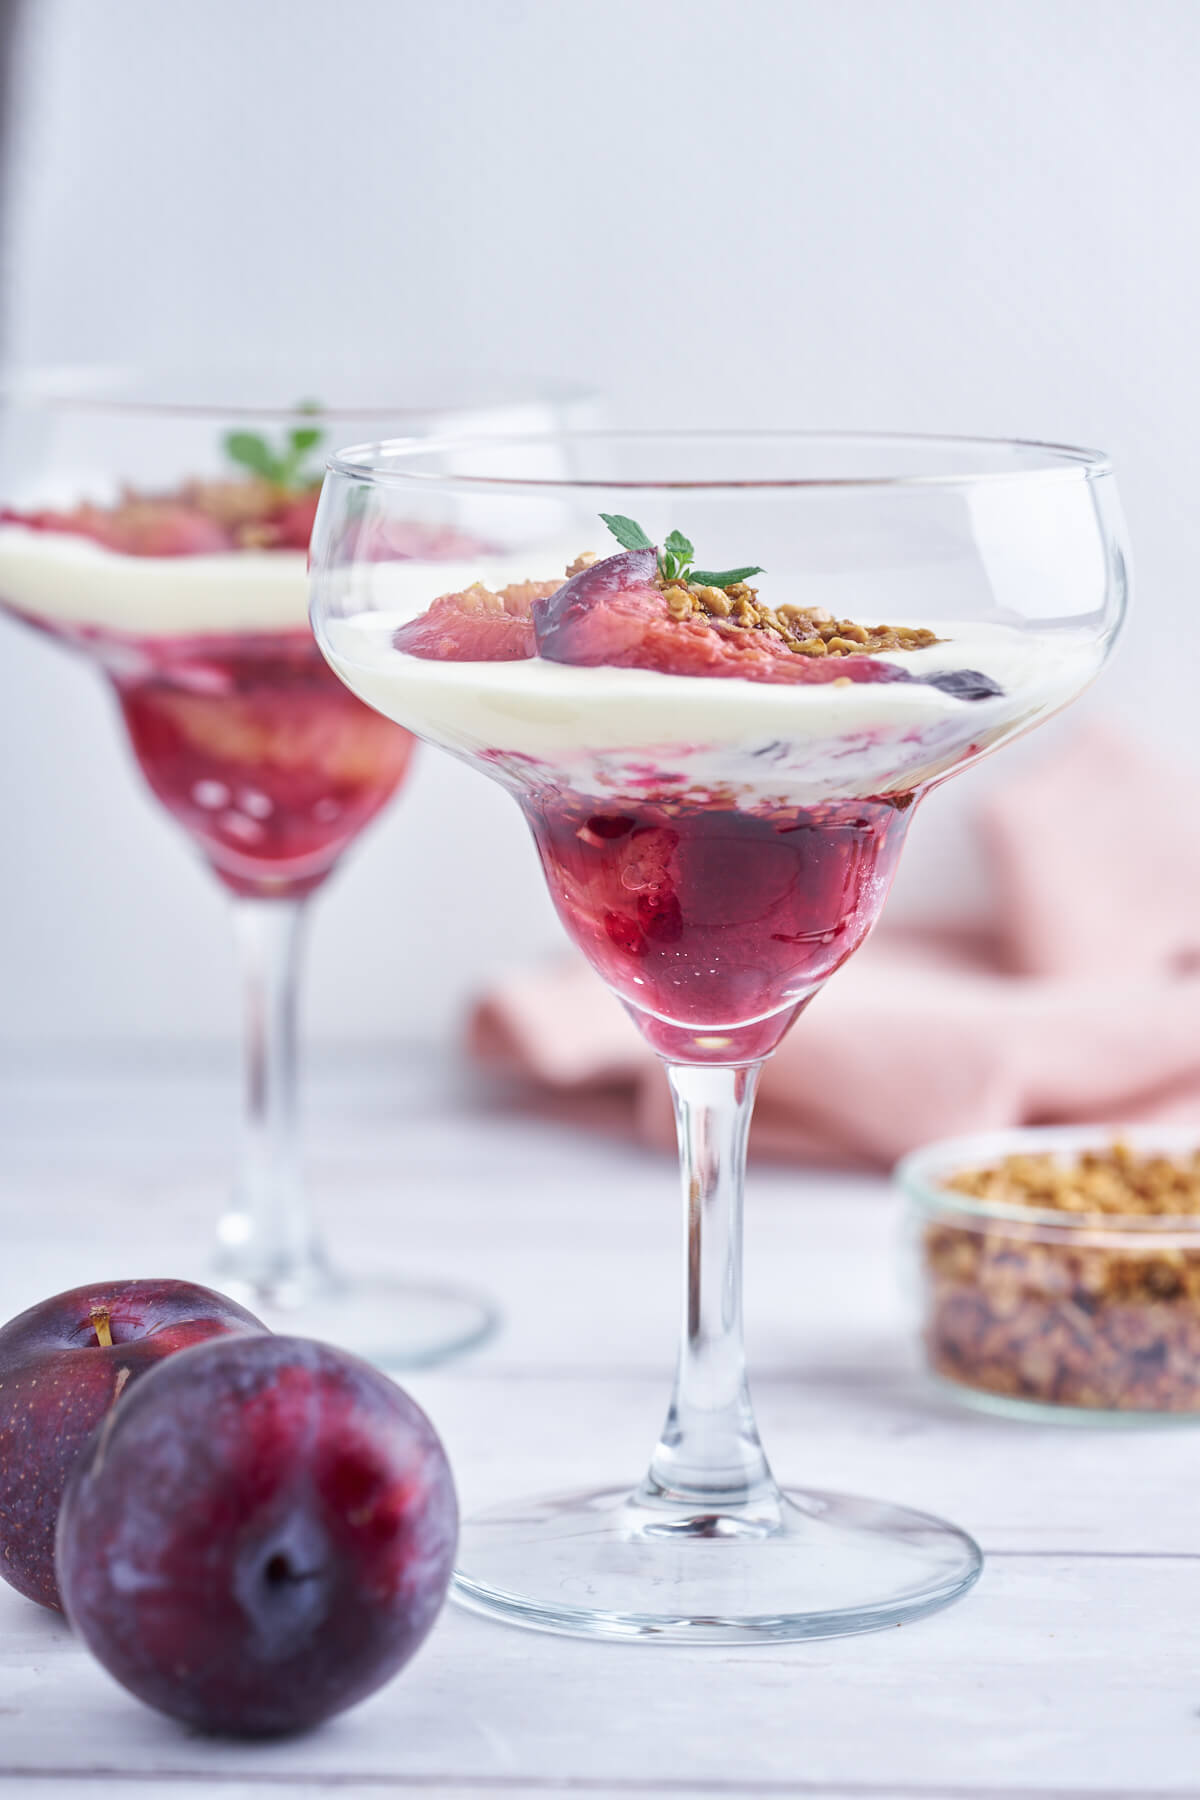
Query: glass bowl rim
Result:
<box><xmin>897</xmin><ymin>1123</ymin><xmax>1200</xmax><ymax>1237</ymax></box>
<box><xmin>325</xmin><ymin>428</ymin><xmax>1113</xmax><ymax>492</ymax></box>
<box><xmin>0</xmin><ymin>362</ymin><xmax>594</xmax><ymax>422</ymax></box>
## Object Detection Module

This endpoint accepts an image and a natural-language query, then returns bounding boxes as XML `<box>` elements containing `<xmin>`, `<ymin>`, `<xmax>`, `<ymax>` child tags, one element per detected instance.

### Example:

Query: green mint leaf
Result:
<box><xmin>224</xmin><ymin>407</ymin><xmax>326</xmax><ymax>490</ymax></box>
<box><xmin>600</xmin><ymin>512</ymin><xmax>653</xmax><ymax>551</ymax></box>
<box><xmin>690</xmin><ymin>565</ymin><xmax>764</xmax><ymax>588</ymax></box>
<box><xmin>224</xmin><ymin>431</ymin><xmax>281</xmax><ymax>481</ymax></box>
<box><xmin>664</xmin><ymin>529</ymin><xmax>694</xmax><ymax>563</ymax></box>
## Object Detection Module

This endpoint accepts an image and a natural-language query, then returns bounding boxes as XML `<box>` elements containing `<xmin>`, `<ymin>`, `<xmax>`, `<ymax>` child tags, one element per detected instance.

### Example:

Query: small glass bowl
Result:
<box><xmin>896</xmin><ymin>1125</ymin><xmax>1200</xmax><ymax>1425</ymax></box>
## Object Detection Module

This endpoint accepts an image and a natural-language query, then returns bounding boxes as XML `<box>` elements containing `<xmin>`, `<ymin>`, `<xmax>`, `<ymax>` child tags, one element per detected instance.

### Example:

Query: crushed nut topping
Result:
<box><xmin>921</xmin><ymin>1143</ymin><xmax>1200</xmax><ymax>1413</ymax></box>
<box><xmin>651</xmin><ymin>573</ymin><xmax>941</xmax><ymax>657</ymax></box>
<box><xmin>944</xmin><ymin>1143</ymin><xmax>1200</xmax><ymax>1217</ymax></box>
<box><xmin>180</xmin><ymin>478</ymin><xmax>286</xmax><ymax>533</ymax></box>
<box><xmin>453</xmin><ymin>577</ymin><xmax>562</xmax><ymax>617</ymax></box>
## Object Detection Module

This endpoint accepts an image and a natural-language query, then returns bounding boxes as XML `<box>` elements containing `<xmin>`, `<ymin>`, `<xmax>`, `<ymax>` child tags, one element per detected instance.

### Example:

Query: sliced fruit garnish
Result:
<box><xmin>531</xmin><ymin>544</ymin><xmax>913</xmax><ymax>686</ymax></box>
<box><xmin>0</xmin><ymin>501</ymin><xmax>234</xmax><ymax>557</ymax></box>
<box><xmin>387</xmin><ymin>513</ymin><xmax>1005</xmax><ymax>697</ymax></box>
<box><xmin>393</xmin><ymin>579</ymin><xmax>560</xmax><ymax>662</ymax></box>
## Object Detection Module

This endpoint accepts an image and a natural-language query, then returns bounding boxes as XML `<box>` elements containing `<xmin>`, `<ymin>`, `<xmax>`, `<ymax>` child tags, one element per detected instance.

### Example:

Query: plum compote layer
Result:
<box><xmin>522</xmin><ymin>785</ymin><xmax>912</xmax><ymax>1061</ymax></box>
<box><xmin>1</xmin><ymin>471</ymin><xmax>440</xmax><ymax>898</ymax></box>
<box><xmin>112</xmin><ymin>629</ymin><xmax>414</xmax><ymax>899</ymax></box>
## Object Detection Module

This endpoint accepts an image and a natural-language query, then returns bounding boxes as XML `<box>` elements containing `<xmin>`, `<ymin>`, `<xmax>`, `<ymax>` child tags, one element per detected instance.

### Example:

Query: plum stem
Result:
<box><xmin>90</xmin><ymin>1308</ymin><xmax>113</xmax><ymax>1349</ymax></box>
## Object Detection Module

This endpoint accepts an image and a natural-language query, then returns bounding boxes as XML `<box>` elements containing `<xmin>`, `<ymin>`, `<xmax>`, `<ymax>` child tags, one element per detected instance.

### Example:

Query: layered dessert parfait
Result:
<box><xmin>326</xmin><ymin>513</ymin><xmax>1105</xmax><ymax>1059</ymax></box>
<box><xmin>0</xmin><ymin>421</ymin><xmax>460</xmax><ymax>896</ymax></box>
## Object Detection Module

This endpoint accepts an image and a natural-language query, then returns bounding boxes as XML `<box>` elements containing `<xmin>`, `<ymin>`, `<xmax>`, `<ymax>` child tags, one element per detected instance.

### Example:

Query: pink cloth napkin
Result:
<box><xmin>467</xmin><ymin>726</ymin><xmax>1200</xmax><ymax>1166</ymax></box>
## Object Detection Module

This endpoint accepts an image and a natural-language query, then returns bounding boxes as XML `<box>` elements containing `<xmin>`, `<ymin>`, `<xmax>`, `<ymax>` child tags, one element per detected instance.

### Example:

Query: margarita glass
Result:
<box><xmin>310</xmin><ymin>430</ymin><xmax>1128</xmax><ymax>1639</ymax></box>
<box><xmin>0</xmin><ymin>369</ymin><xmax>589</xmax><ymax>1366</ymax></box>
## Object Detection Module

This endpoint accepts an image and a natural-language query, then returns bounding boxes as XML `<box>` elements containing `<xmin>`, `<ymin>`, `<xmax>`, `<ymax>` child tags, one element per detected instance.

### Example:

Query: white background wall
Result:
<box><xmin>1</xmin><ymin>0</ymin><xmax>1196</xmax><ymax>1048</ymax></box>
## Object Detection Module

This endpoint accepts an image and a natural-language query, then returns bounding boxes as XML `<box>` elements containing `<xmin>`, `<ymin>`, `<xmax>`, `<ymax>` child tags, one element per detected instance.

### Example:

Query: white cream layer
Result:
<box><xmin>0</xmin><ymin>522</ymin><xmax>1103</xmax><ymax>801</ymax></box>
<box><xmin>0</xmin><ymin>524</ymin><xmax>576</xmax><ymax>640</ymax></box>
<box><xmin>0</xmin><ymin>524</ymin><xmax>315</xmax><ymax>637</ymax></box>
<box><xmin>323</xmin><ymin>610</ymin><xmax>1102</xmax><ymax>802</ymax></box>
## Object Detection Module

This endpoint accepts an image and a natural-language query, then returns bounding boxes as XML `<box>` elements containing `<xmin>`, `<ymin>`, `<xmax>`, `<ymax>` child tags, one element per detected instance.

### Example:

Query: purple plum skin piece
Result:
<box><xmin>532</xmin><ymin>546</ymin><xmax>659</xmax><ymax>664</ymax></box>
<box><xmin>56</xmin><ymin>1333</ymin><xmax>459</xmax><ymax>1738</ymax></box>
<box><xmin>924</xmin><ymin>669</ymin><xmax>1004</xmax><ymax>701</ymax></box>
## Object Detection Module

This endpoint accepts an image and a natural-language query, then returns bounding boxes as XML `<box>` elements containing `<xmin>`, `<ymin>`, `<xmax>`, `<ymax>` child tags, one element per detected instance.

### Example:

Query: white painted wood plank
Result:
<box><xmin>2</xmin><ymin>1062</ymin><xmax>1195</xmax><ymax>1552</ymax></box>
<box><xmin>0</xmin><ymin>1559</ymin><xmax>1198</xmax><ymax>1793</ymax></box>
<box><xmin>0</xmin><ymin>1050</ymin><xmax>923</xmax><ymax>1380</ymax></box>
<box><xmin>403</xmin><ymin>1369</ymin><xmax>1200</xmax><ymax>1558</ymax></box>
<box><xmin>2</xmin><ymin>1055</ymin><xmax>1199</xmax><ymax>1794</ymax></box>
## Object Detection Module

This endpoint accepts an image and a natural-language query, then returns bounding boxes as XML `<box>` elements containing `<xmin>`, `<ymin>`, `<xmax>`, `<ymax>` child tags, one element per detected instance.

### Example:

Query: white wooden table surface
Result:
<box><xmin>0</xmin><ymin>1047</ymin><xmax>1197</xmax><ymax>1800</ymax></box>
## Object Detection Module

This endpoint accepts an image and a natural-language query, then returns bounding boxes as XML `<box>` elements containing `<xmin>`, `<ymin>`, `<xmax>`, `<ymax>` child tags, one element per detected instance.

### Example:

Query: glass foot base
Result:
<box><xmin>217</xmin><ymin>1272</ymin><xmax>499</xmax><ymax>1372</ymax></box>
<box><xmin>452</xmin><ymin>1483</ymin><xmax>982</xmax><ymax>1643</ymax></box>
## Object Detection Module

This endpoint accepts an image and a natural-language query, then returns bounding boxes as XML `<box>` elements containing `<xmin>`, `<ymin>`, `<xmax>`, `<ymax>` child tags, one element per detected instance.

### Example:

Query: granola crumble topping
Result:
<box><xmin>653</xmin><ymin>573</ymin><xmax>941</xmax><ymax>658</ymax></box>
<box><xmin>921</xmin><ymin>1142</ymin><xmax>1200</xmax><ymax>1413</ymax></box>
<box><xmin>415</xmin><ymin>558</ymin><xmax>943</xmax><ymax>661</ymax></box>
<box><xmin>944</xmin><ymin>1143</ymin><xmax>1200</xmax><ymax>1217</ymax></box>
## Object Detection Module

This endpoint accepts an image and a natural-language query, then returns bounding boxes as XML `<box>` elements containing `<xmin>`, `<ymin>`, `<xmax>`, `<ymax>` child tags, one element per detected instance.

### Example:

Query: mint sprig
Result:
<box><xmin>691</xmin><ymin>565</ymin><xmax>764</xmax><ymax>587</ymax></box>
<box><xmin>598</xmin><ymin>512</ymin><xmax>652</xmax><ymax>551</ymax></box>
<box><xmin>659</xmin><ymin>529</ymin><xmax>695</xmax><ymax>583</ymax></box>
<box><xmin>223</xmin><ymin>400</ymin><xmax>325</xmax><ymax>490</ymax></box>
<box><xmin>600</xmin><ymin>513</ymin><xmax>762</xmax><ymax>587</ymax></box>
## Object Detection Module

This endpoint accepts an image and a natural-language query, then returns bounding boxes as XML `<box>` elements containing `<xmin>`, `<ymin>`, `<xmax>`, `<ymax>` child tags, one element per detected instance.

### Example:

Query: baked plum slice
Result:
<box><xmin>389</xmin><ymin>513</ymin><xmax>1005</xmax><ymax>697</ymax></box>
<box><xmin>1</xmin><ymin>500</ymin><xmax>234</xmax><ymax>556</ymax></box>
<box><xmin>394</xmin><ymin>577</ymin><xmax>560</xmax><ymax>662</ymax></box>
<box><xmin>531</xmin><ymin>547</ymin><xmax>912</xmax><ymax>686</ymax></box>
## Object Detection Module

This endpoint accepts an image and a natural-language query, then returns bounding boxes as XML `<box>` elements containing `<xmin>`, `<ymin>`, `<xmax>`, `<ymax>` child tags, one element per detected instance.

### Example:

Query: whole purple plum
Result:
<box><xmin>56</xmin><ymin>1334</ymin><xmax>458</xmax><ymax>1737</ymax></box>
<box><xmin>0</xmin><ymin>1278</ymin><xmax>264</xmax><ymax>1610</ymax></box>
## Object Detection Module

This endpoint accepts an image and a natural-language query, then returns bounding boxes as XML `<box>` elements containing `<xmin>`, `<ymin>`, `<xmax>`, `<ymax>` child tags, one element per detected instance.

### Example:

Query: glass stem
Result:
<box><xmin>641</xmin><ymin>1062</ymin><xmax>780</xmax><ymax>1515</ymax></box>
<box><xmin>215</xmin><ymin>895</ymin><xmax>333</xmax><ymax>1308</ymax></box>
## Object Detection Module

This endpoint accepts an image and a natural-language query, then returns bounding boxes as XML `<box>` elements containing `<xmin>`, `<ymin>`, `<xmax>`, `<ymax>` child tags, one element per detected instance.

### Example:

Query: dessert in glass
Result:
<box><xmin>0</xmin><ymin>368</ymin><xmax>588</xmax><ymax>1366</ymax></box>
<box><xmin>311</xmin><ymin>431</ymin><xmax>1128</xmax><ymax>1640</ymax></box>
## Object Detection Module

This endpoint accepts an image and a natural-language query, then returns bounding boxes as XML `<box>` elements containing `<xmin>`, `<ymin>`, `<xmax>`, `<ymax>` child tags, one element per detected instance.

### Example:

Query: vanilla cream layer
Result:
<box><xmin>0</xmin><ymin>524</ymin><xmax>314</xmax><ymax>636</ymax></box>
<box><xmin>0</xmin><ymin>524</ymin><xmax>581</xmax><ymax>640</ymax></box>
<box><xmin>323</xmin><ymin>611</ymin><xmax>1102</xmax><ymax>801</ymax></box>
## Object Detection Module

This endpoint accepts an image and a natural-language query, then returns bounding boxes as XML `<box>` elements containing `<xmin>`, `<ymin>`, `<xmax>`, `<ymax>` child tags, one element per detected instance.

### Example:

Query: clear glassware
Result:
<box><xmin>310</xmin><ymin>430</ymin><xmax>1129</xmax><ymax>1640</ymax></box>
<box><xmin>0</xmin><ymin>366</ymin><xmax>591</xmax><ymax>1366</ymax></box>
